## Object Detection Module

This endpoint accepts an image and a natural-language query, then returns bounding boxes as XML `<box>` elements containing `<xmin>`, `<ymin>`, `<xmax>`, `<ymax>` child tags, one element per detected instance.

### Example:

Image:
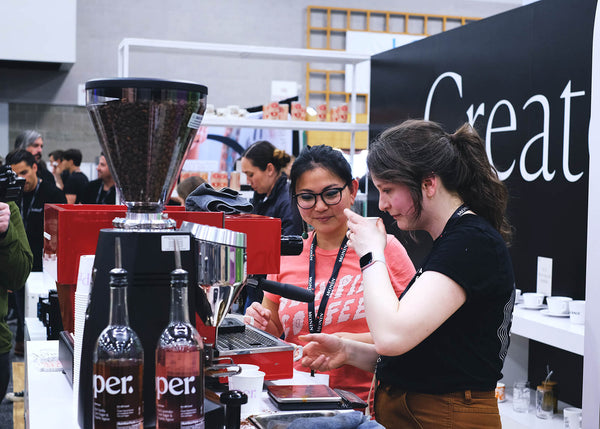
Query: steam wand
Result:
<box><xmin>245</xmin><ymin>276</ymin><xmax>315</xmax><ymax>303</ymax></box>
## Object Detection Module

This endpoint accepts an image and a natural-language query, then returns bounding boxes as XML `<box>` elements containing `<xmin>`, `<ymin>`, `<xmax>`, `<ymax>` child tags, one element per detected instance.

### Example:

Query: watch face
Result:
<box><xmin>359</xmin><ymin>252</ymin><xmax>372</xmax><ymax>269</ymax></box>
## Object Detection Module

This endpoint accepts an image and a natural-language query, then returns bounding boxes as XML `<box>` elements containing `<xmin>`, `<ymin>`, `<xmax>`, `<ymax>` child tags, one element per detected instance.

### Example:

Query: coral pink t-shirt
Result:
<box><xmin>264</xmin><ymin>232</ymin><xmax>416</xmax><ymax>402</ymax></box>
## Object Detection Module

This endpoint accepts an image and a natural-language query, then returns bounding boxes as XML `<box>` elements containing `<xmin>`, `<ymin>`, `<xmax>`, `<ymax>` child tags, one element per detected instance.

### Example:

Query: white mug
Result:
<box><xmin>522</xmin><ymin>292</ymin><xmax>544</xmax><ymax>307</ymax></box>
<box><xmin>569</xmin><ymin>300</ymin><xmax>585</xmax><ymax>325</ymax></box>
<box><xmin>515</xmin><ymin>289</ymin><xmax>522</xmax><ymax>302</ymax></box>
<box><xmin>563</xmin><ymin>407</ymin><xmax>582</xmax><ymax>429</ymax></box>
<box><xmin>547</xmin><ymin>296</ymin><xmax>573</xmax><ymax>314</ymax></box>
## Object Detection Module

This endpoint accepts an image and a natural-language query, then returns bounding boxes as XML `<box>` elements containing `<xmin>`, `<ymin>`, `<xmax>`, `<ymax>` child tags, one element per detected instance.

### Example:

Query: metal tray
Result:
<box><xmin>248</xmin><ymin>410</ymin><xmax>344</xmax><ymax>428</ymax></box>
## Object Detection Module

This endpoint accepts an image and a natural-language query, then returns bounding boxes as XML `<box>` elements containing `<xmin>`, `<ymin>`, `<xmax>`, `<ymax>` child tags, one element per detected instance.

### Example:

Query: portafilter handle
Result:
<box><xmin>203</xmin><ymin>349</ymin><xmax>241</xmax><ymax>378</ymax></box>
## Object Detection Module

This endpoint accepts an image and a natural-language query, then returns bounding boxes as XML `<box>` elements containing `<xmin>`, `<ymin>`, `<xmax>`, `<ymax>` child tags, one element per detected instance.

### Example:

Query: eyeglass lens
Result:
<box><xmin>296</xmin><ymin>185</ymin><xmax>346</xmax><ymax>209</ymax></box>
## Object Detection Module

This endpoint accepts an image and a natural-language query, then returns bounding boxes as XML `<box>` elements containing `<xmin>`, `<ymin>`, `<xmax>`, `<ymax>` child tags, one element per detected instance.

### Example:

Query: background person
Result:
<box><xmin>244</xmin><ymin>144</ymin><xmax>416</xmax><ymax>403</ymax></box>
<box><xmin>14</xmin><ymin>130</ymin><xmax>55</xmax><ymax>186</ymax></box>
<box><xmin>0</xmin><ymin>200</ymin><xmax>33</xmax><ymax>403</ymax></box>
<box><xmin>173</xmin><ymin>175</ymin><xmax>206</xmax><ymax>206</ymax></box>
<box><xmin>299</xmin><ymin>120</ymin><xmax>515</xmax><ymax>428</ymax></box>
<box><xmin>241</xmin><ymin>140</ymin><xmax>302</xmax><ymax>236</ymax></box>
<box><xmin>60</xmin><ymin>148</ymin><xmax>89</xmax><ymax>204</ymax></box>
<box><xmin>80</xmin><ymin>154</ymin><xmax>116</xmax><ymax>204</ymax></box>
<box><xmin>48</xmin><ymin>149</ymin><xmax>65</xmax><ymax>190</ymax></box>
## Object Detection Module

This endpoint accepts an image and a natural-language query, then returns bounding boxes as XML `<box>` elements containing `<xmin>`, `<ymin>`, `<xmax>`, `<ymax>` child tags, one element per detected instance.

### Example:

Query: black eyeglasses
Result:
<box><xmin>294</xmin><ymin>184</ymin><xmax>348</xmax><ymax>209</ymax></box>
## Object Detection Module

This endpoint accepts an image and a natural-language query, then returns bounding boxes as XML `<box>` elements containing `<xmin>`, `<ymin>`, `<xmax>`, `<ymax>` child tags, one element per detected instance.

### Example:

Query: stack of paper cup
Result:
<box><xmin>73</xmin><ymin>255</ymin><xmax>96</xmax><ymax>411</ymax></box>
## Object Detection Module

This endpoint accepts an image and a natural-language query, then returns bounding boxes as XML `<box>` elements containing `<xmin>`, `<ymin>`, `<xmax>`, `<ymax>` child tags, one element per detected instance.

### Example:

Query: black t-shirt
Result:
<box><xmin>21</xmin><ymin>179</ymin><xmax>67</xmax><ymax>271</ymax></box>
<box><xmin>376</xmin><ymin>214</ymin><xmax>515</xmax><ymax>394</ymax></box>
<box><xmin>63</xmin><ymin>171</ymin><xmax>89</xmax><ymax>204</ymax></box>
<box><xmin>80</xmin><ymin>179</ymin><xmax>116</xmax><ymax>204</ymax></box>
<box><xmin>36</xmin><ymin>162</ymin><xmax>56</xmax><ymax>186</ymax></box>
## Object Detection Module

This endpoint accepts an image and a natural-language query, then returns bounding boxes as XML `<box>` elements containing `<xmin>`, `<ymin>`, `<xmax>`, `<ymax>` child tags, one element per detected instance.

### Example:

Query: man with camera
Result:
<box><xmin>5</xmin><ymin>149</ymin><xmax>66</xmax><ymax>357</ymax></box>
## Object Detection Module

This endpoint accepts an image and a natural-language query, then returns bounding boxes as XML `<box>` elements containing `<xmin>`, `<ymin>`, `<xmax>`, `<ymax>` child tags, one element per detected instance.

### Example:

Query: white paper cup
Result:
<box><xmin>522</xmin><ymin>292</ymin><xmax>544</xmax><ymax>307</ymax></box>
<box><xmin>563</xmin><ymin>407</ymin><xmax>582</xmax><ymax>428</ymax></box>
<box><xmin>228</xmin><ymin>370</ymin><xmax>265</xmax><ymax>416</ymax></box>
<box><xmin>569</xmin><ymin>300</ymin><xmax>585</xmax><ymax>325</ymax></box>
<box><xmin>365</xmin><ymin>217</ymin><xmax>380</xmax><ymax>226</ymax></box>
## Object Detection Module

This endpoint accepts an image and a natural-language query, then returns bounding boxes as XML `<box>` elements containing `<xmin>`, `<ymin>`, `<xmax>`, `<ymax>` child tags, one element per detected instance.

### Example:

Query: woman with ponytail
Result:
<box><xmin>241</xmin><ymin>140</ymin><xmax>302</xmax><ymax>236</ymax></box>
<box><xmin>299</xmin><ymin>120</ymin><xmax>515</xmax><ymax>428</ymax></box>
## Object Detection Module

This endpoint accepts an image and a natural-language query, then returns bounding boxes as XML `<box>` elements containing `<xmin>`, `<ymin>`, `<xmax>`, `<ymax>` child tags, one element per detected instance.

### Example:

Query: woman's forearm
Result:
<box><xmin>343</xmin><ymin>338</ymin><xmax>379</xmax><ymax>372</ymax></box>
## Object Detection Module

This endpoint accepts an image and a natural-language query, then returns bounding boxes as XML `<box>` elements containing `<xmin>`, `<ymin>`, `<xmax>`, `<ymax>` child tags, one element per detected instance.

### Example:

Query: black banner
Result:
<box><xmin>370</xmin><ymin>0</ymin><xmax>596</xmax><ymax>301</ymax></box>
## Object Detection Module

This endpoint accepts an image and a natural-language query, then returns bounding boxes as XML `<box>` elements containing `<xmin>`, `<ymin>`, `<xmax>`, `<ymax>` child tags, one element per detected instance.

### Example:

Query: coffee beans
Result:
<box><xmin>88</xmin><ymin>95</ymin><xmax>206</xmax><ymax>209</ymax></box>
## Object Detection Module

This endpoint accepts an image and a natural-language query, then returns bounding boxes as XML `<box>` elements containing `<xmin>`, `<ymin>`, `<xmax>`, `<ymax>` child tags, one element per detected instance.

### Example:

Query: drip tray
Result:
<box><xmin>216</xmin><ymin>323</ymin><xmax>293</xmax><ymax>355</ymax></box>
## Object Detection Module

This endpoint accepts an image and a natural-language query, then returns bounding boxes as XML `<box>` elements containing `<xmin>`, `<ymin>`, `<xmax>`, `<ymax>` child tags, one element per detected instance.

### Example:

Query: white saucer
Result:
<box><xmin>540</xmin><ymin>309</ymin><xmax>570</xmax><ymax>318</ymax></box>
<box><xmin>519</xmin><ymin>304</ymin><xmax>546</xmax><ymax>310</ymax></box>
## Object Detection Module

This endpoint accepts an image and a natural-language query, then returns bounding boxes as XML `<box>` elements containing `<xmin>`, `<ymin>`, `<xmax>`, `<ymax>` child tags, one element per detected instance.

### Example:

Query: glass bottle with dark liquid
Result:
<box><xmin>155</xmin><ymin>255</ymin><xmax>204</xmax><ymax>428</ymax></box>
<box><xmin>93</xmin><ymin>246</ymin><xmax>144</xmax><ymax>429</ymax></box>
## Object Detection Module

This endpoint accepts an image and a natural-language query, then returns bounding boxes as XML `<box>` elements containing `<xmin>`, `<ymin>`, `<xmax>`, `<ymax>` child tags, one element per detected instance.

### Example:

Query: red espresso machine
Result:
<box><xmin>42</xmin><ymin>78</ymin><xmax>294</xmax><ymax>428</ymax></box>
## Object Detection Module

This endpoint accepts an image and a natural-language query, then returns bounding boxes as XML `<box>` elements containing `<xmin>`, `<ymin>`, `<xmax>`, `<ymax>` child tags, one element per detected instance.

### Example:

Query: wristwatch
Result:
<box><xmin>359</xmin><ymin>251</ymin><xmax>386</xmax><ymax>271</ymax></box>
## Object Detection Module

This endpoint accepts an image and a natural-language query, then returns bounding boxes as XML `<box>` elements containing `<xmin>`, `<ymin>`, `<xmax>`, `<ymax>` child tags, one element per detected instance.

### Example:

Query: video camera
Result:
<box><xmin>0</xmin><ymin>164</ymin><xmax>25</xmax><ymax>203</ymax></box>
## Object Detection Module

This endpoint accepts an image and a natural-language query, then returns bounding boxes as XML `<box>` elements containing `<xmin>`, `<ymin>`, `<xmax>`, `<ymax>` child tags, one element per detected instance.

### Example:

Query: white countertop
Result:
<box><xmin>499</xmin><ymin>393</ymin><xmax>571</xmax><ymax>429</ymax></box>
<box><xmin>25</xmin><ymin>341</ymin><xmax>76</xmax><ymax>428</ymax></box>
<box><xmin>511</xmin><ymin>303</ymin><xmax>584</xmax><ymax>355</ymax></box>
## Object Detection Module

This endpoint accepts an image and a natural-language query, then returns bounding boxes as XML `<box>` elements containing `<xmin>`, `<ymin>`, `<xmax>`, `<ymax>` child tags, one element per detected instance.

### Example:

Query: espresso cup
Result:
<box><xmin>547</xmin><ymin>296</ymin><xmax>573</xmax><ymax>314</ymax></box>
<box><xmin>523</xmin><ymin>292</ymin><xmax>545</xmax><ymax>307</ymax></box>
<box><xmin>563</xmin><ymin>407</ymin><xmax>582</xmax><ymax>429</ymax></box>
<box><xmin>569</xmin><ymin>300</ymin><xmax>585</xmax><ymax>325</ymax></box>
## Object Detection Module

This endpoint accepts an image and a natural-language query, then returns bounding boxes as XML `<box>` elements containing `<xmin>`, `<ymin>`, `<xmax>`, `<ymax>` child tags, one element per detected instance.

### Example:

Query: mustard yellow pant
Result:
<box><xmin>374</xmin><ymin>382</ymin><xmax>501</xmax><ymax>429</ymax></box>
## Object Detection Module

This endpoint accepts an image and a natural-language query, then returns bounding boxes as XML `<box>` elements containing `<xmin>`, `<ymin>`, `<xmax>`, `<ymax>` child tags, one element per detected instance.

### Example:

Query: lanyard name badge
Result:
<box><xmin>307</xmin><ymin>233</ymin><xmax>348</xmax><ymax>333</ymax></box>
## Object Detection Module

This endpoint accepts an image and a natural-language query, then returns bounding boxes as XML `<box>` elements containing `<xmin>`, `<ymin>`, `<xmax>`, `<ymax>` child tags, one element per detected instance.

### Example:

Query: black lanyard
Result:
<box><xmin>20</xmin><ymin>179</ymin><xmax>40</xmax><ymax>230</ymax></box>
<box><xmin>438</xmin><ymin>204</ymin><xmax>469</xmax><ymax>240</ymax></box>
<box><xmin>96</xmin><ymin>183</ymin><xmax>109</xmax><ymax>204</ymax></box>
<box><xmin>307</xmin><ymin>233</ymin><xmax>348</xmax><ymax>333</ymax></box>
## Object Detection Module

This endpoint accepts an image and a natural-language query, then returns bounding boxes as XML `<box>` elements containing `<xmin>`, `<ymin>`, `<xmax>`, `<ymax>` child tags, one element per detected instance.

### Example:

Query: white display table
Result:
<box><xmin>24</xmin><ymin>338</ymin><xmax>571</xmax><ymax>429</ymax></box>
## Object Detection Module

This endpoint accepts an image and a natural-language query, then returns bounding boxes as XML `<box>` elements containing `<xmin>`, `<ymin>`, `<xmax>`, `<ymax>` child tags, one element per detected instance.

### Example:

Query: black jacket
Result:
<box><xmin>80</xmin><ymin>179</ymin><xmax>116</xmax><ymax>204</ymax></box>
<box><xmin>251</xmin><ymin>173</ymin><xmax>302</xmax><ymax>236</ymax></box>
<box><xmin>20</xmin><ymin>179</ymin><xmax>67</xmax><ymax>271</ymax></box>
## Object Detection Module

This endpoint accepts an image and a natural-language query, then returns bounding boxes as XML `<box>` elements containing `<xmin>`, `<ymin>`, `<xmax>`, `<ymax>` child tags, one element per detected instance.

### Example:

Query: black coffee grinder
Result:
<box><xmin>77</xmin><ymin>78</ymin><xmax>215</xmax><ymax>428</ymax></box>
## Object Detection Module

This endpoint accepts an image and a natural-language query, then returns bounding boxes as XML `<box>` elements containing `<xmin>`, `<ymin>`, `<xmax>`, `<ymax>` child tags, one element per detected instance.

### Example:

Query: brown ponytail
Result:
<box><xmin>242</xmin><ymin>140</ymin><xmax>291</xmax><ymax>172</ymax></box>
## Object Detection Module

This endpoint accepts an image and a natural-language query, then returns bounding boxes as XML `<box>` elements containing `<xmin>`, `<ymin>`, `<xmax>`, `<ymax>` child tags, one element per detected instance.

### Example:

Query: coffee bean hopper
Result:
<box><xmin>75</xmin><ymin>78</ymin><xmax>293</xmax><ymax>429</ymax></box>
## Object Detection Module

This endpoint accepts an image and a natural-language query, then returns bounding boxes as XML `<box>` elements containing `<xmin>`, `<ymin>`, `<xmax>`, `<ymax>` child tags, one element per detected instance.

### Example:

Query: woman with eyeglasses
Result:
<box><xmin>244</xmin><ymin>144</ymin><xmax>415</xmax><ymax>402</ymax></box>
<box><xmin>299</xmin><ymin>121</ymin><xmax>514</xmax><ymax>428</ymax></box>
